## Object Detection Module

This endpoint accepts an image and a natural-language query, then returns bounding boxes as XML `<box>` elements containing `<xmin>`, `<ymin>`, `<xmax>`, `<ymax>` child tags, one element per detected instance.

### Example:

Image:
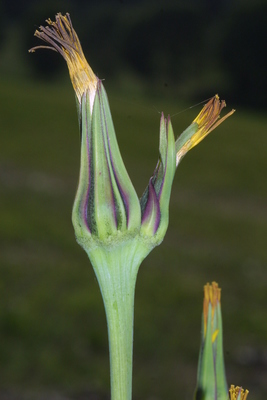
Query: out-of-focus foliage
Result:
<box><xmin>1</xmin><ymin>75</ymin><xmax>267</xmax><ymax>400</ymax></box>
<box><xmin>0</xmin><ymin>0</ymin><xmax>266</xmax><ymax>108</ymax></box>
<box><xmin>222</xmin><ymin>2</ymin><xmax>267</xmax><ymax>108</ymax></box>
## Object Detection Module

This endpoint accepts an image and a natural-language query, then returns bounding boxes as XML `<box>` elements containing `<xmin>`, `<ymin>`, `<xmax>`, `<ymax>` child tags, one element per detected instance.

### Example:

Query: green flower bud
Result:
<box><xmin>195</xmin><ymin>282</ymin><xmax>228</xmax><ymax>400</ymax></box>
<box><xmin>72</xmin><ymin>80</ymin><xmax>142</xmax><ymax>245</ymax></box>
<box><xmin>140</xmin><ymin>114</ymin><xmax>176</xmax><ymax>242</ymax></box>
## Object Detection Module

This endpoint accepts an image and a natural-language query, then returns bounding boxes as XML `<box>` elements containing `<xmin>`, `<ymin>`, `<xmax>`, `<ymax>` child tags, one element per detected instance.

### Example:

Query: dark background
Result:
<box><xmin>1</xmin><ymin>0</ymin><xmax>267</xmax><ymax>399</ymax></box>
<box><xmin>1</xmin><ymin>0</ymin><xmax>267</xmax><ymax>109</ymax></box>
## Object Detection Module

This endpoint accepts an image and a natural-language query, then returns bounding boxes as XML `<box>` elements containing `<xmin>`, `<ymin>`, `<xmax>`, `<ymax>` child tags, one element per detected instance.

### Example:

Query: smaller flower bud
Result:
<box><xmin>140</xmin><ymin>97</ymin><xmax>234</xmax><ymax>246</ymax></box>
<box><xmin>195</xmin><ymin>282</ymin><xmax>228</xmax><ymax>400</ymax></box>
<box><xmin>140</xmin><ymin>114</ymin><xmax>176</xmax><ymax>243</ymax></box>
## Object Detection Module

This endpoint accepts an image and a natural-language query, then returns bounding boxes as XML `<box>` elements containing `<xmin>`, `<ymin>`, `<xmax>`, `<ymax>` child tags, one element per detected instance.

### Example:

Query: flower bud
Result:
<box><xmin>140</xmin><ymin>96</ymin><xmax>235</xmax><ymax>245</ymax></box>
<box><xmin>195</xmin><ymin>282</ymin><xmax>228</xmax><ymax>400</ymax></box>
<box><xmin>29</xmin><ymin>13</ymin><xmax>141</xmax><ymax>250</ymax></box>
<box><xmin>73</xmin><ymin>80</ymin><xmax>142</xmax><ymax>245</ymax></box>
<box><xmin>140</xmin><ymin>114</ymin><xmax>176</xmax><ymax>242</ymax></box>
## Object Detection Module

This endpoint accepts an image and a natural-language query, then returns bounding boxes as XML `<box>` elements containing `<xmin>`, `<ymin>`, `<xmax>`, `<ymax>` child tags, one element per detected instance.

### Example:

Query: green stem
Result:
<box><xmin>87</xmin><ymin>240</ymin><xmax>149</xmax><ymax>400</ymax></box>
<box><xmin>99</xmin><ymin>264</ymin><xmax>136</xmax><ymax>400</ymax></box>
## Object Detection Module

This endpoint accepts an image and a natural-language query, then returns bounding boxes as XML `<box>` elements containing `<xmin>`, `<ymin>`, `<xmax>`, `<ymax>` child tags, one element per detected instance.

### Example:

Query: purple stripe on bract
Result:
<box><xmin>110</xmin><ymin>156</ymin><xmax>130</xmax><ymax>225</ymax></box>
<box><xmin>98</xmin><ymin>83</ymin><xmax>130</xmax><ymax>225</ymax></box>
<box><xmin>107</xmin><ymin>135</ymin><xmax>130</xmax><ymax>227</ymax></box>
<box><xmin>158</xmin><ymin>116</ymin><xmax>170</xmax><ymax>200</ymax></box>
<box><xmin>83</xmin><ymin>92</ymin><xmax>91</xmax><ymax>233</ymax></box>
<box><xmin>141</xmin><ymin>178</ymin><xmax>160</xmax><ymax>234</ymax></box>
<box><xmin>97</xmin><ymin>83</ymin><xmax>118</xmax><ymax>228</ymax></box>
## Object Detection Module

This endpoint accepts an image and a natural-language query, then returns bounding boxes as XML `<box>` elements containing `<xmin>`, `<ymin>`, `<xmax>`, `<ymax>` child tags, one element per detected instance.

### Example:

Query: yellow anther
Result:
<box><xmin>203</xmin><ymin>282</ymin><xmax>221</xmax><ymax>337</ymax></box>
<box><xmin>229</xmin><ymin>384</ymin><xmax>249</xmax><ymax>400</ymax></box>
<box><xmin>176</xmin><ymin>96</ymin><xmax>235</xmax><ymax>163</ymax></box>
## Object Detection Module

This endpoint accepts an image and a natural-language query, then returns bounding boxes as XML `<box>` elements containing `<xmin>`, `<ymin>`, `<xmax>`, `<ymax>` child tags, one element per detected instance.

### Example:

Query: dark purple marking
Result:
<box><xmin>141</xmin><ymin>178</ymin><xmax>160</xmax><ymax>234</ymax></box>
<box><xmin>97</xmin><ymin>82</ymin><xmax>126</xmax><ymax>229</ymax></box>
<box><xmin>82</xmin><ymin>91</ymin><xmax>92</xmax><ymax>233</ymax></box>
<box><xmin>158</xmin><ymin>116</ymin><xmax>170</xmax><ymax>200</ymax></box>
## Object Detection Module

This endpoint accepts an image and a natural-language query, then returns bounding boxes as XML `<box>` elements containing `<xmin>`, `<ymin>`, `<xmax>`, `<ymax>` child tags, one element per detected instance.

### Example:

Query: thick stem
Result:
<box><xmin>99</xmin><ymin>264</ymin><xmax>136</xmax><ymax>400</ymax></box>
<box><xmin>87</xmin><ymin>240</ymin><xmax>149</xmax><ymax>400</ymax></box>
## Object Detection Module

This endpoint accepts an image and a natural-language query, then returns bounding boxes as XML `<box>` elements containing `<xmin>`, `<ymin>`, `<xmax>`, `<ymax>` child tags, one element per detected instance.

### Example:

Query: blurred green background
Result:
<box><xmin>1</xmin><ymin>0</ymin><xmax>267</xmax><ymax>399</ymax></box>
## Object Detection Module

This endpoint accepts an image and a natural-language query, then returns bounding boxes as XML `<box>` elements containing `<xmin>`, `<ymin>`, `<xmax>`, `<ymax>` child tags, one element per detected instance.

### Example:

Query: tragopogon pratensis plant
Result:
<box><xmin>29</xmin><ymin>13</ymin><xmax>239</xmax><ymax>400</ymax></box>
